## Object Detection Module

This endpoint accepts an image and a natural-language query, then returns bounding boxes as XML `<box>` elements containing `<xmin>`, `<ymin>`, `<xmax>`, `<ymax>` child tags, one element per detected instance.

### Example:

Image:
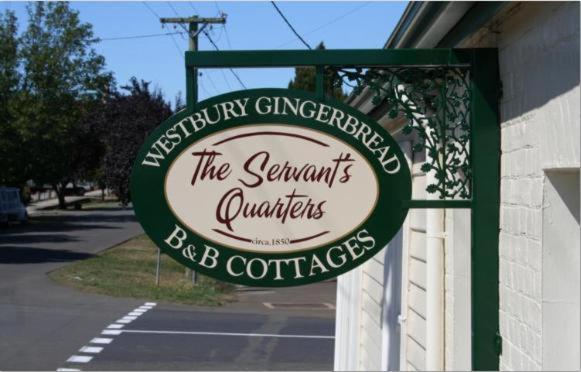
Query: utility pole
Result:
<box><xmin>160</xmin><ymin>15</ymin><xmax>226</xmax><ymax>105</ymax></box>
<box><xmin>159</xmin><ymin>15</ymin><xmax>225</xmax><ymax>285</ymax></box>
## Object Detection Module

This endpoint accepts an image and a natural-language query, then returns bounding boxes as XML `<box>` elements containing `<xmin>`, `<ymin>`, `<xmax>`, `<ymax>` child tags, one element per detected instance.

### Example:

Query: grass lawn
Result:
<box><xmin>49</xmin><ymin>234</ymin><xmax>235</xmax><ymax>306</ymax></box>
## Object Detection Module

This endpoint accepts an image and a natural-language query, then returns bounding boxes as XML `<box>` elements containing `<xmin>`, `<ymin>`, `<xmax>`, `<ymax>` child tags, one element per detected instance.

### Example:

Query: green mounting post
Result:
<box><xmin>186</xmin><ymin>65</ymin><xmax>197</xmax><ymax>111</ymax></box>
<box><xmin>469</xmin><ymin>48</ymin><xmax>501</xmax><ymax>370</ymax></box>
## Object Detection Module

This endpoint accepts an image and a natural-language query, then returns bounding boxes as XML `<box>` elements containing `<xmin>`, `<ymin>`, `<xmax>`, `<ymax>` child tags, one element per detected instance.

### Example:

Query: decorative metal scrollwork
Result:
<box><xmin>330</xmin><ymin>67</ymin><xmax>471</xmax><ymax>199</ymax></box>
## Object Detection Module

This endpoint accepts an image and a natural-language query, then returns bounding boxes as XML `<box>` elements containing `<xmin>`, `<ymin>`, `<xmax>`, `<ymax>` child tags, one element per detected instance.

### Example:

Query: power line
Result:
<box><xmin>275</xmin><ymin>2</ymin><xmax>371</xmax><ymax>49</ymax></box>
<box><xmin>213</xmin><ymin>1</ymin><xmax>221</xmax><ymax>14</ymax></box>
<box><xmin>166</xmin><ymin>2</ymin><xmax>181</xmax><ymax>17</ymax></box>
<box><xmin>219</xmin><ymin>68</ymin><xmax>233</xmax><ymax>91</ymax></box>
<box><xmin>202</xmin><ymin>2</ymin><xmax>234</xmax><ymax>91</ymax></box>
<box><xmin>142</xmin><ymin>1</ymin><xmax>161</xmax><ymax>19</ymax></box>
<box><xmin>97</xmin><ymin>31</ymin><xmax>186</xmax><ymax>42</ymax></box>
<box><xmin>198</xmin><ymin>77</ymin><xmax>211</xmax><ymax>97</ymax></box>
<box><xmin>203</xmin><ymin>70</ymin><xmax>220</xmax><ymax>94</ymax></box>
<box><xmin>142</xmin><ymin>2</ymin><xmax>183</xmax><ymax>57</ymax></box>
<box><xmin>223</xmin><ymin>24</ymin><xmax>233</xmax><ymax>49</ymax></box>
<box><xmin>213</xmin><ymin>1</ymin><xmax>233</xmax><ymax>49</ymax></box>
<box><xmin>270</xmin><ymin>1</ymin><xmax>311</xmax><ymax>50</ymax></box>
<box><xmin>167</xmin><ymin>32</ymin><xmax>184</xmax><ymax>56</ymax></box>
<box><xmin>189</xmin><ymin>2</ymin><xmax>199</xmax><ymax>13</ymax></box>
<box><xmin>166</xmin><ymin>2</ymin><xmax>187</xmax><ymax>40</ymax></box>
<box><xmin>202</xmin><ymin>30</ymin><xmax>245</xmax><ymax>89</ymax></box>
<box><xmin>203</xmin><ymin>30</ymin><xmax>247</xmax><ymax>89</ymax></box>
<box><xmin>211</xmin><ymin>25</ymin><xmax>225</xmax><ymax>43</ymax></box>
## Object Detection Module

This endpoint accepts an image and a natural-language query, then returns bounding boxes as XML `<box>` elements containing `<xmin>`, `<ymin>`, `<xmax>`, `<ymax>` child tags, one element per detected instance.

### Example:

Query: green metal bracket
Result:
<box><xmin>184</xmin><ymin>47</ymin><xmax>500</xmax><ymax>370</ymax></box>
<box><xmin>185</xmin><ymin>48</ymin><xmax>471</xmax><ymax>69</ymax></box>
<box><xmin>403</xmin><ymin>199</ymin><xmax>472</xmax><ymax>209</ymax></box>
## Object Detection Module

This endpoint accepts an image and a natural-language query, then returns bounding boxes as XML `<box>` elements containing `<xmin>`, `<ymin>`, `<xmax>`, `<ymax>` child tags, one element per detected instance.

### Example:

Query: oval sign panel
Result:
<box><xmin>131</xmin><ymin>89</ymin><xmax>411</xmax><ymax>287</ymax></box>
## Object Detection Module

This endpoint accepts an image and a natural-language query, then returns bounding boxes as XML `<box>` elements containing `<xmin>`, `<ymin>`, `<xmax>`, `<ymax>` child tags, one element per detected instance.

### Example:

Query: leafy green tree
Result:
<box><xmin>14</xmin><ymin>2</ymin><xmax>112</xmax><ymax>208</ymax></box>
<box><xmin>288</xmin><ymin>42</ymin><xmax>345</xmax><ymax>100</ymax></box>
<box><xmin>0</xmin><ymin>10</ymin><xmax>23</xmax><ymax>187</ymax></box>
<box><xmin>102</xmin><ymin>78</ymin><xmax>172</xmax><ymax>205</ymax></box>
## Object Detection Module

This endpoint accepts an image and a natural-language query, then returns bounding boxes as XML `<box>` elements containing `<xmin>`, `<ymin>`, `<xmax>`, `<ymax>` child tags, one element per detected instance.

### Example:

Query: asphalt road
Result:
<box><xmin>59</xmin><ymin>304</ymin><xmax>334</xmax><ymax>371</ymax></box>
<box><xmin>0</xmin><ymin>207</ymin><xmax>144</xmax><ymax>370</ymax></box>
<box><xmin>0</xmin><ymin>206</ymin><xmax>335</xmax><ymax>371</ymax></box>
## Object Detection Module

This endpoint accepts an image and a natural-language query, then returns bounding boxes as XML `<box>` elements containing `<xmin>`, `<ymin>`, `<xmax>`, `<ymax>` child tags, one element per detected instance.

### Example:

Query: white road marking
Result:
<box><xmin>90</xmin><ymin>337</ymin><xmax>113</xmax><ymax>344</ymax></box>
<box><xmin>57</xmin><ymin>368</ymin><xmax>80</xmax><ymax>371</ymax></box>
<box><xmin>79</xmin><ymin>346</ymin><xmax>103</xmax><ymax>354</ymax></box>
<box><xmin>120</xmin><ymin>329</ymin><xmax>334</xmax><ymax>339</ymax></box>
<box><xmin>102</xmin><ymin>329</ymin><xmax>122</xmax><ymax>335</ymax></box>
<box><xmin>66</xmin><ymin>355</ymin><xmax>93</xmax><ymax>363</ymax></box>
<box><xmin>263</xmin><ymin>302</ymin><xmax>275</xmax><ymax>309</ymax></box>
<box><xmin>61</xmin><ymin>302</ymin><xmax>157</xmax><ymax>369</ymax></box>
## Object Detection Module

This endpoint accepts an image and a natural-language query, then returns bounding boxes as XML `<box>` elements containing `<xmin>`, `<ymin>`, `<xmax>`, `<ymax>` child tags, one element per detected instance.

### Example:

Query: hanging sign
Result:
<box><xmin>131</xmin><ymin>88</ymin><xmax>411</xmax><ymax>286</ymax></box>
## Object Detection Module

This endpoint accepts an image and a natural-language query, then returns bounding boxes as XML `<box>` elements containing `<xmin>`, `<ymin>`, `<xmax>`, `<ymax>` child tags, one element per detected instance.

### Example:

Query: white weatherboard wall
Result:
<box><xmin>401</xmin><ymin>157</ymin><xmax>428</xmax><ymax>372</ymax></box>
<box><xmin>334</xmin><ymin>110</ymin><xmax>471</xmax><ymax>370</ymax></box>
<box><xmin>335</xmin><ymin>3</ymin><xmax>579</xmax><ymax>370</ymax></box>
<box><xmin>334</xmin><ymin>137</ymin><xmax>471</xmax><ymax>371</ymax></box>
<box><xmin>460</xmin><ymin>2</ymin><xmax>580</xmax><ymax>370</ymax></box>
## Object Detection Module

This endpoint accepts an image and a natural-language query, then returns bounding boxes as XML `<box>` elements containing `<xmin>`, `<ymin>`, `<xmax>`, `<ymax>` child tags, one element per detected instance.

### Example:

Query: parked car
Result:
<box><xmin>0</xmin><ymin>187</ymin><xmax>28</xmax><ymax>224</ymax></box>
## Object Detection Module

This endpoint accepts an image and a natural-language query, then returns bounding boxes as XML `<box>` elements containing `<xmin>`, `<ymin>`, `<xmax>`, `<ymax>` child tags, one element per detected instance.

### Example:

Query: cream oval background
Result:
<box><xmin>164</xmin><ymin>124</ymin><xmax>379</xmax><ymax>253</ymax></box>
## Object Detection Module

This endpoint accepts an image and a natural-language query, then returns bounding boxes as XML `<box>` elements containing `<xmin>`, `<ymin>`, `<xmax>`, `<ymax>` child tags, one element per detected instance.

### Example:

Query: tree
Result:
<box><xmin>0</xmin><ymin>10</ymin><xmax>23</xmax><ymax>187</ymax></box>
<box><xmin>175</xmin><ymin>91</ymin><xmax>186</xmax><ymax>112</ymax></box>
<box><xmin>71</xmin><ymin>99</ymin><xmax>109</xmax><ymax>185</ymax></box>
<box><xmin>288</xmin><ymin>42</ymin><xmax>345</xmax><ymax>100</ymax></box>
<box><xmin>102</xmin><ymin>78</ymin><xmax>172</xmax><ymax>205</ymax></box>
<box><xmin>14</xmin><ymin>2</ymin><xmax>112</xmax><ymax>208</ymax></box>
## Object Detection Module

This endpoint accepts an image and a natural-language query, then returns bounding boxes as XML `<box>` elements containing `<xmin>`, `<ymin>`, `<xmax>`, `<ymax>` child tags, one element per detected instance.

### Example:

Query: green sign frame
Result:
<box><xmin>132</xmin><ymin>48</ymin><xmax>500</xmax><ymax>370</ymax></box>
<box><xmin>132</xmin><ymin>88</ymin><xmax>412</xmax><ymax>287</ymax></box>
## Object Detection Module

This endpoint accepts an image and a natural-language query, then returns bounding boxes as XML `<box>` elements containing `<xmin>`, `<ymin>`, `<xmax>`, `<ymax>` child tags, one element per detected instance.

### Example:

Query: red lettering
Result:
<box><xmin>191</xmin><ymin>149</ymin><xmax>231</xmax><ymax>186</ymax></box>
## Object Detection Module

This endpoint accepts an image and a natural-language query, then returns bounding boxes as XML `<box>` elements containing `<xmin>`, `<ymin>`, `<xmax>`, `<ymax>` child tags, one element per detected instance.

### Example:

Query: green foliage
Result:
<box><xmin>287</xmin><ymin>42</ymin><xmax>346</xmax><ymax>100</ymax></box>
<box><xmin>101</xmin><ymin>78</ymin><xmax>172</xmax><ymax>205</ymax></box>
<box><xmin>0</xmin><ymin>4</ymin><xmax>177</xmax><ymax>208</ymax></box>
<box><xmin>0</xmin><ymin>10</ymin><xmax>23</xmax><ymax>186</ymax></box>
<box><xmin>0</xmin><ymin>3</ymin><xmax>113</xmax><ymax>207</ymax></box>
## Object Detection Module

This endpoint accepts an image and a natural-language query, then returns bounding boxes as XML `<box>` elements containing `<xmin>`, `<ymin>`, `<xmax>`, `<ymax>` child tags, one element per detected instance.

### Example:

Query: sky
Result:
<box><xmin>1</xmin><ymin>1</ymin><xmax>407</xmax><ymax>106</ymax></box>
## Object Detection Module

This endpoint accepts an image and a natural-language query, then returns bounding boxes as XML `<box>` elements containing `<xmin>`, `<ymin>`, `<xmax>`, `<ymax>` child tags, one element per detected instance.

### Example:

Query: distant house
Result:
<box><xmin>334</xmin><ymin>2</ymin><xmax>580</xmax><ymax>371</ymax></box>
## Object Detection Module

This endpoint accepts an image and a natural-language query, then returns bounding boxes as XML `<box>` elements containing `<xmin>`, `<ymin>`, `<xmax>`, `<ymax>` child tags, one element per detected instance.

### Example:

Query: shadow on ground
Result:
<box><xmin>0</xmin><ymin>206</ymin><xmax>136</xmax><ymax>264</ymax></box>
<box><xmin>0</xmin><ymin>246</ymin><xmax>94</xmax><ymax>264</ymax></box>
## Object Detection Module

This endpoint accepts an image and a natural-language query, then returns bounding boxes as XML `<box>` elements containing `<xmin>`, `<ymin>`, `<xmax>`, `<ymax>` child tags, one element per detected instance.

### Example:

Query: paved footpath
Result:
<box><xmin>0</xmin><ymin>207</ymin><xmax>335</xmax><ymax>371</ymax></box>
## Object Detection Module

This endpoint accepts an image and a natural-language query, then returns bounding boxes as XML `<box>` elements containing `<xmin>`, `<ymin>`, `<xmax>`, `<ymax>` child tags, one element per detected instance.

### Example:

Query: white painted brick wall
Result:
<box><xmin>463</xmin><ymin>2</ymin><xmax>580</xmax><ymax>370</ymax></box>
<box><xmin>336</xmin><ymin>3</ymin><xmax>578</xmax><ymax>371</ymax></box>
